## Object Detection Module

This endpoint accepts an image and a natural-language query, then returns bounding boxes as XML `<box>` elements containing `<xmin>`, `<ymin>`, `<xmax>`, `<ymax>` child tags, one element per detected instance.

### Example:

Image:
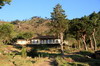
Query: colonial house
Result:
<box><xmin>31</xmin><ymin>36</ymin><xmax>61</xmax><ymax>44</ymax></box>
<box><xmin>16</xmin><ymin>36</ymin><xmax>61</xmax><ymax>45</ymax></box>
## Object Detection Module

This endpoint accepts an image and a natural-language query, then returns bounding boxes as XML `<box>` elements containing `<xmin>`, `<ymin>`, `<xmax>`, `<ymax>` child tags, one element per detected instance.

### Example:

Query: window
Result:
<box><xmin>33</xmin><ymin>40</ymin><xmax>35</xmax><ymax>44</ymax></box>
<box><xmin>32</xmin><ymin>40</ymin><xmax>38</xmax><ymax>44</ymax></box>
<box><xmin>56</xmin><ymin>40</ymin><xmax>58</xmax><ymax>43</ymax></box>
<box><xmin>47</xmin><ymin>40</ymin><xmax>50</xmax><ymax>44</ymax></box>
<box><xmin>40</xmin><ymin>40</ymin><xmax>43</xmax><ymax>44</ymax></box>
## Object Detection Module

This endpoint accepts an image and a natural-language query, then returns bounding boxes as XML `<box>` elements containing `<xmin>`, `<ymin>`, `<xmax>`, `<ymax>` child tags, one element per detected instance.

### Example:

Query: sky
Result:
<box><xmin>0</xmin><ymin>0</ymin><xmax>100</xmax><ymax>21</ymax></box>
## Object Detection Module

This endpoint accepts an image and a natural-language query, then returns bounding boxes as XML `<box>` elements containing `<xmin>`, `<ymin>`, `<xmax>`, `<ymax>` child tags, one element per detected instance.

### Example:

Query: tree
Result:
<box><xmin>96</xmin><ymin>12</ymin><xmax>100</xmax><ymax>47</ymax></box>
<box><xmin>0</xmin><ymin>23</ymin><xmax>14</xmax><ymax>44</ymax></box>
<box><xmin>11</xmin><ymin>20</ymin><xmax>20</xmax><ymax>25</ymax></box>
<box><xmin>69</xmin><ymin>18</ymin><xmax>88</xmax><ymax>50</ymax></box>
<box><xmin>85</xmin><ymin>20</ymin><xmax>94</xmax><ymax>50</ymax></box>
<box><xmin>50</xmin><ymin>4</ymin><xmax>68</xmax><ymax>54</ymax></box>
<box><xmin>89</xmin><ymin>12</ymin><xmax>99</xmax><ymax>51</ymax></box>
<box><xmin>0</xmin><ymin>0</ymin><xmax>12</xmax><ymax>8</ymax></box>
<box><xmin>68</xmin><ymin>19</ymin><xmax>81</xmax><ymax>49</ymax></box>
<box><xmin>21</xmin><ymin>46</ymin><xmax>27</xmax><ymax>58</ymax></box>
<box><xmin>68</xmin><ymin>12</ymin><xmax>100</xmax><ymax>51</ymax></box>
<box><xmin>17</xmin><ymin>32</ymin><xmax>33</xmax><ymax>40</ymax></box>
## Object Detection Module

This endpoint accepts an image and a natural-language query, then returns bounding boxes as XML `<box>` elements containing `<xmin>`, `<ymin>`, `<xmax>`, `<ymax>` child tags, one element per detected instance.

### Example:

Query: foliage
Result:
<box><xmin>0</xmin><ymin>23</ymin><xmax>15</xmax><ymax>44</ymax></box>
<box><xmin>50</xmin><ymin>4</ymin><xmax>68</xmax><ymax>35</ymax></box>
<box><xmin>11</xmin><ymin>20</ymin><xmax>21</xmax><ymax>25</ymax></box>
<box><xmin>67</xmin><ymin>11</ymin><xmax>100</xmax><ymax>50</ymax></box>
<box><xmin>21</xmin><ymin>46</ymin><xmax>27</xmax><ymax>58</ymax></box>
<box><xmin>13</xmin><ymin>55</ymin><xmax>34</xmax><ymax>66</ymax></box>
<box><xmin>0</xmin><ymin>0</ymin><xmax>12</xmax><ymax>8</ymax></box>
<box><xmin>17</xmin><ymin>32</ymin><xmax>33</xmax><ymax>39</ymax></box>
<box><xmin>55</xmin><ymin>56</ymin><xmax>67</xmax><ymax>66</ymax></box>
<box><xmin>49</xmin><ymin>3</ymin><xmax>68</xmax><ymax>54</ymax></box>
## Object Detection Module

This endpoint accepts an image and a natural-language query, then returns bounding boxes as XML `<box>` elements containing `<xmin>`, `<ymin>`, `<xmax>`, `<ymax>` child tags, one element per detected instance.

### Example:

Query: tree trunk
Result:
<box><xmin>82</xmin><ymin>35</ymin><xmax>88</xmax><ymax>51</ymax></box>
<box><xmin>89</xmin><ymin>36</ymin><xmax>94</xmax><ymax>50</ymax></box>
<box><xmin>92</xmin><ymin>29</ymin><xmax>97</xmax><ymax>51</ymax></box>
<box><xmin>77</xmin><ymin>39</ymin><xmax>81</xmax><ymax>49</ymax></box>
<box><xmin>60</xmin><ymin>32</ymin><xmax>64</xmax><ymax>55</ymax></box>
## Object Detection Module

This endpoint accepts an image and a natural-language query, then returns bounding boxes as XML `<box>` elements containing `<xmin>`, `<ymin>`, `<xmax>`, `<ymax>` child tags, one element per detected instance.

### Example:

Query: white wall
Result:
<box><xmin>31</xmin><ymin>39</ymin><xmax>61</xmax><ymax>44</ymax></box>
<box><xmin>16</xmin><ymin>40</ymin><xmax>28</xmax><ymax>45</ymax></box>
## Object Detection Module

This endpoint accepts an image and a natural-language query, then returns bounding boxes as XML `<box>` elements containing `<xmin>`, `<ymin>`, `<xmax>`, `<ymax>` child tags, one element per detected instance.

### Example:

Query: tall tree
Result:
<box><xmin>89</xmin><ymin>12</ymin><xmax>99</xmax><ymax>51</ymax></box>
<box><xmin>0</xmin><ymin>23</ymin><xmax>14</xmax><ymax>44</ymax></box>
<box><xmin>69</xmin><ymin>19</ymin><xmax>82</xmax><ymax>49</ymax></box>
<box><xmin>0</xmin><ymin>0</ymin><xmax>11</xmax><ymax>8</ymax></box>
<box><xmin>50</xmin><ymin>4</ymin><xmax>68</xmax><ymax>54</ymax></box>
<box><xmin>70</xmin><ymin>18</ymin><xmax>88</xmax><ymax>50</ymax></box>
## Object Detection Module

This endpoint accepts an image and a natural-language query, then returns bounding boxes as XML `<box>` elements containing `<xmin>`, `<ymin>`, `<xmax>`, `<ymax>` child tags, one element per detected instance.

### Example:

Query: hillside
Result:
<box><xmin>0</xmin><ymin>21</ymin><xmax>9</xmax><ymax>25</ymax></box>
<box><xmin>11</xmin><ymin>17</ymin><xmax>51</xmax><ymax>36</ymax></box>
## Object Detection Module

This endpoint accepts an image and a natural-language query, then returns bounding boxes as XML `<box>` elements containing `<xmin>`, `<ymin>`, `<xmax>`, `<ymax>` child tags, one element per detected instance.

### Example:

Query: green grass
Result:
<box><xmin>55</xmin><ymin>56</ymin><xmax>89</xmax><ymax>66</ymax></box>
<box><xmin>13</xmin><ymin>55</ymin><xmax>34</xmax><ymax>66</ymax></box>
<box><xmin>0</xmin><ymin>44</ymin><xmax>100</xmax><ymax>66</ymax></box>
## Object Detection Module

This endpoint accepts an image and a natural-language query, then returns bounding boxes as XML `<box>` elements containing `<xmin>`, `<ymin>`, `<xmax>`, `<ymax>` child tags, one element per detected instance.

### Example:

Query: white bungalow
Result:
<box><xmin>16</xmin><ymin>39</ymin><xmax>30</xmax><ymax>45</ymax></box>
<box><xmin>31</xmin><ymin>36</ymin><xmax>61</xmax><ymax>44</ymax></box>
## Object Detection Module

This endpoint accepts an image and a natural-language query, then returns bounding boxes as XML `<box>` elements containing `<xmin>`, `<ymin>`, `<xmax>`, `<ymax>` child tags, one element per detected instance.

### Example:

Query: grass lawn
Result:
<box><xmin>0</xmin><ymin>44</ymin><xmax>100</xmax><ymax>66</ymax></box>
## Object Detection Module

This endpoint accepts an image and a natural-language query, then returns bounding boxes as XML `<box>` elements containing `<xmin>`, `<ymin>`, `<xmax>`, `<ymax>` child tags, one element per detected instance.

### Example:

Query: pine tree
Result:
<box><xmin>50</xmin><ymin>4</ymin><xmax>68</xmax><ymax>54</ymax></box>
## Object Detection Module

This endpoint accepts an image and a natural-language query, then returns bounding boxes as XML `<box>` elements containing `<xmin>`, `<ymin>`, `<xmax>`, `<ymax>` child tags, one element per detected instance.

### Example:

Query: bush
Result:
<box><xmin>55</xmin><ymin>56</ymin><xmax>67</xmax><ymax>66</ymax></box>
<box><xmin>13</xmin><ymin>55</ymin><xmax>33</xmax><ymax>66</ymax></box>
<box><xmin>21</xmin><ymin>47</ymin><xmax>27</xmax><ymax>58</ymax></box>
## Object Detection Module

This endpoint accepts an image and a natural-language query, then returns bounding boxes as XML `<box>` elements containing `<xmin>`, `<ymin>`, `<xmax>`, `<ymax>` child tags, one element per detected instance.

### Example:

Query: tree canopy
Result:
<box><xmin>0</xmin><ymin>0</ymin><xmax>12</xmax><ymax>8</ymax></box>
<box><xmin>0</xmin><ymin>23</ymin><xmax>14</xmax><ymax>44</ymax></box>
<box><xmin>50</xmin><ymin>4</ymin><xmax>68</xmax><ymax>36</ymax></box>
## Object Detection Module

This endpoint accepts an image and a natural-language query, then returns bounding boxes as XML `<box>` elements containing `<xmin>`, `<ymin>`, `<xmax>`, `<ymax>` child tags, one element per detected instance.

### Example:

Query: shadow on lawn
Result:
<box><xmin>27</xmin><ymin>48</ymin><xmax>61</xmax><ymax>58</ymax></box>
<box><xmin>65</xmin><ymin>51</ymin><xmax>100</xmax><ymax>66</ymax></box>
<box><xmin>13</xmin><ymin>44</ymin><xmax>61</xmax><ymax>57</ymax></box>
<box><xmin>26</xmin><ymin>44</ymin><xmax>61</xmax><ymax>57</ymax></box>
<box><xmin>27</xmin><ymin>47</ymin><xmax>60</xmax><ymax>66</ymax></box>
